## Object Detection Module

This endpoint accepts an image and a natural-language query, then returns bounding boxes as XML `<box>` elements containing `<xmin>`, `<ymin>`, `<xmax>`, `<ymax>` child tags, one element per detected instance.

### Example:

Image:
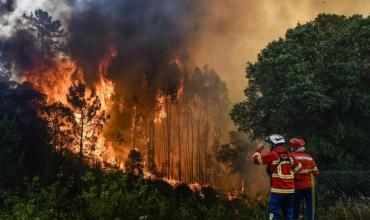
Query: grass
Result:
<box><xmin>318</xmin><ymin>197</ymin><xmax>370</xmax><ymax>220</ymax></box>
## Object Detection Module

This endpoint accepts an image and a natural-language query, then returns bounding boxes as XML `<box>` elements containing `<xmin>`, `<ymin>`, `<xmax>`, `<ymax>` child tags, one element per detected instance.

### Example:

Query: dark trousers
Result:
<box><xmin>268</xmin><ymin>193</ymin><xmax>294</xmax><ymax>220</ymax></box>
<box><xmin>293</xmin><ymin>188</ymin><xmax>318</xmax><ymax>220</ymax></box>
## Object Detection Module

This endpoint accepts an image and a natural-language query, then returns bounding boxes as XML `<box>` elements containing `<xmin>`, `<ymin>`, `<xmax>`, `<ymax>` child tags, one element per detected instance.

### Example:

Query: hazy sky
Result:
<box><xmin>2</xmin><ymin>0</ymin><xmax>370</xmax><ymax>102</ymax></box>
<box><xmin>192</xmin><ymin>0</ymin><xmax>370</xmax><ymax>101</ymax></box>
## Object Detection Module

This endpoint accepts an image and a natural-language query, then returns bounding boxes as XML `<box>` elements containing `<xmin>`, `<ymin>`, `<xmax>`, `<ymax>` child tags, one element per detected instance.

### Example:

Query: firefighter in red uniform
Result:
<box><xmin>252</xmin><ymin>134</ymin><xmax>302</xmax><ymax>220</ymax></box>
<box><xmin>288</xmin><ymin>138</ymin><xmax>319</xmax><ymax>220</ymax></box>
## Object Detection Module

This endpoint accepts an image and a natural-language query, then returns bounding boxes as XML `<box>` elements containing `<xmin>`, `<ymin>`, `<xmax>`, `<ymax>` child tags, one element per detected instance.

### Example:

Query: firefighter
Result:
<box><xmin>288</xmin><ymin>138</ymin><xmax>319</xmax><ymax>220</ymax></box>
<box><xmin>252</xmin><ymin>134</ymin><xmax>302</xmax><ymax>220</ymax></box>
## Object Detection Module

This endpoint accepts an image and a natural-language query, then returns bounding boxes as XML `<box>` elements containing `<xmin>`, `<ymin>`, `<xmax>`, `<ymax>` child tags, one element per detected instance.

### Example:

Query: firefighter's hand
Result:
<box><xmin>257</xmin><ymin>143</ymin><xmax>264</xmax><ymax>150</ymax></box>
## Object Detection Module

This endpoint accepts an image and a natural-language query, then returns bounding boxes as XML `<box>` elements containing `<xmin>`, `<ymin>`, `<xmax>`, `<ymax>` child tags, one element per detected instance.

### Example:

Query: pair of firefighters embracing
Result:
<box><xmin>252</xmin><ymin>134</ymin><xmax>319</xmax><ymax>220</ymax></box>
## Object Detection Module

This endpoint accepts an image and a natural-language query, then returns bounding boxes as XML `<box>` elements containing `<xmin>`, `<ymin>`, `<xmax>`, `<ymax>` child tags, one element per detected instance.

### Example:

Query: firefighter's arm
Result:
<box><xmin>312</xmin><ymin>160</ymin><xmax>320</xmax><ymax>176</ymax></box>
<box><xmin>291</xmin><ymin>156</ymin><xmax>302</xmax><ymax>172</ymax></box>
<box><xmin>251</xmin><ymin>144</ymin><xmax>274</xmax><ymax>165</ymax></box>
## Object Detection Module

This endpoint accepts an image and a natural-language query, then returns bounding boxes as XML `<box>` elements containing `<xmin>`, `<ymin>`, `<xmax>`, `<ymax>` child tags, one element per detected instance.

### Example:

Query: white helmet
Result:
<box><xmin>265</xmin><ymin>134</ymin><xmax>285</xmax><ymax>147</ymax></box>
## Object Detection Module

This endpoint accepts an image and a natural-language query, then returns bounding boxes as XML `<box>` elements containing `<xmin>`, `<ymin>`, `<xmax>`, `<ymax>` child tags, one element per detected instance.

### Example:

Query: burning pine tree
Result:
<box><xmin>43</xmin><ymin>80</ymin><xmax>108</xmax><ymax>164</ymax></box>
<box><xmin>66</xmin><ymin>81</ymin><xmax>108</xmax><ymax>161</ymax></box>
<box><xmin>2</xmin><ymin>7</ymin><xmax>232</xmax><ymax>188</ymax></box>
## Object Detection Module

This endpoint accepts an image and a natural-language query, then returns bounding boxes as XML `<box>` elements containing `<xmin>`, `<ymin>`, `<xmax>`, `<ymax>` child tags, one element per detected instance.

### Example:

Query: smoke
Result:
<box><xmin>7</xmin><ymin>30</ymin><xmax>40</xmax><ymax>77</ymax></box>
<box><xmin>191</xmin><ymin>0</ymin><xmax>370</xmax><ymax>101</ymax></box>
<box><xmin>60</xmin><ymin>0</ymin><xmax>209</xmax><ymax>143</ymax></box>
<box><xmin>1</xmin><ymin>0</ymin><xmax>230</xmax><ymax>147</ymax></box>
<box><xmin>2</xmin><ymin>0</ymin><xmax>370</xmax><ymax>100</ymax></box>
<box><xmin>0</xmin><ymin>0</ymin><xmax>70</xmax><ymax>39</ymax></box>
<box><xmin>1</xmin><ymin>0</ymin><xmax>369</xmax><ymax>189</ymax></box>
<box><xmin>66</xmin><ymin>0</ymin><xmax>203</xmax><ymax>85</ymax></box>
<box><xmin>0</xmin><ymin>0</ymin><xmax>15</xmax><ymax>12</ymax></box>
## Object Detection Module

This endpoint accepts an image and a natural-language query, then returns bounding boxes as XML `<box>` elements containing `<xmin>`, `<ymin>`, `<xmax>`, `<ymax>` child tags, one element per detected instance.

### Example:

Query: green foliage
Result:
<box><xmin>0</xmin><ymin>82</ymin><xmax>54</xmax><ymax>187</ymax></box>
<box><xmin>0</xmin><ymin>170</ymin><xmax>268</xmax><ymax>220</ymax></box>
<box><xmin>0</xmin><ymin>81</ymin><xmax>268</xmax><ymax>220</ymax></box>
<box><xmin>82</xmin><ymin>171</ymin><xmax>171</xmax><ymax>219</ymax></box>
<box><xmin>217</xmin><ymin>131</ymin><xmax>262</xmax><ymax>194</ymax></box>
<box><xmin>0</xmin><ymin>116</ymin><xmax>22</xmax><ymax>187</ymax></box>
<box><xmin>0</xmin><ymin>175</ymin><xmax>82</xmax><ymax>220</ymax></box>
<box><xmin>217</xmin><ymin>131</ymin><xmax>253</xmax><ymax>175</ymax></box>
<box><xmin>231</xmin><ymin>14</ymin><xmax>370</xmax><ymax>169</ymax></box>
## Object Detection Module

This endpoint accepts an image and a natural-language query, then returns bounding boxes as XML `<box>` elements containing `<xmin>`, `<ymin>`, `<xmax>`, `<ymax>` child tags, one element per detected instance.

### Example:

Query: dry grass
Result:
<box><xmin>319</xmin><ymin>197</ymin><xmax>370</xmax><ymax>220</ymax></box>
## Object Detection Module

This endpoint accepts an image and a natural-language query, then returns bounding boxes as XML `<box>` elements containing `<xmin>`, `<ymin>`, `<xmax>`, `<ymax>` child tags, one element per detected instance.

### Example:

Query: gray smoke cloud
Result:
<box><xmin>60</xmin><ymin>0</ymin><xmax>216</xmax><ymax>143</ymax></box>
<box><xmin>2</xmin><ymin>0</ymin><xmax>369</xmax><ymax>192</ymax></box>
<box><xmin>0</xmin><ymin>0</ymin><xmax>15</xmax><ymax>12</ymax></box>
<box><xmin>66</xmin><ymin>0</ymin><xmax>204</xmax><ymax>84</ymax></box>
<box><xmin>2</xmin><ymin>0</ymin><xmax>370</xmax><ymax>100</ymax></box>
<box><xmin>1</xmin><ymin>0</ymin><xmax>221</xmax><ymax>142</ymax></box>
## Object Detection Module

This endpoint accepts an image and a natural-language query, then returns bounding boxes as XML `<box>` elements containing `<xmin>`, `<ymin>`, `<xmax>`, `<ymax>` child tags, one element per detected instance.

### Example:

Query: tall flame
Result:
<box><xmin>24</xmin><ymin>48</ymin><xmax>118</xmax><ymax>164</ymax></box>
<box><xmin>23</xmin><ymin>51</ymin><xmax>230</xmax><ymax>191</ymax></box>
<box><xmin>96</xmin><ymin>47</ymin><xmax>118</xmax><ymax>165</ymax></box>
<box><xmin>154</xmin><ymin>92</ymin><xmax>166</xmax><ymax>123</ymax></box>
<box><xmin>24</xmin><ymin>59</ymin><xmax>83</xmax><ymax>104</ymax></box>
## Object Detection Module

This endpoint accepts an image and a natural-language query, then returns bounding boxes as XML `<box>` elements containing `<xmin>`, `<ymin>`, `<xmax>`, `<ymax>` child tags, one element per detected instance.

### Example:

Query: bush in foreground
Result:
<box><xmin>0</xmin><ymin>170</ymin><xmax>267</xmax><ymax>220</ymax></box>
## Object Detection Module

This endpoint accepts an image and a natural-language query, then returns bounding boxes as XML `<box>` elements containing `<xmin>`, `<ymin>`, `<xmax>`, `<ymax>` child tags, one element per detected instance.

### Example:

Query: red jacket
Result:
<box><xmin>291</xmin><ymin>150</ymin><xmax>319</xmax><ymax>189</ymax></box>
<box><xmin>252</xmin><ymin>146</ymin><xmax>302</xmax><ymax>194</ymax></box>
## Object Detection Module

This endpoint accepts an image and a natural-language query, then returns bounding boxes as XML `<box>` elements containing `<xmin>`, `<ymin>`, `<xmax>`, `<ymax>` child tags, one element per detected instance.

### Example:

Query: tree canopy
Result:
<box><xmin>23</xmin><ymin>9</ymin><xmax>64</xmax><ymax>57</ymax></box>
<box><xmin>231</xmin><ymin>14</ymin><xmax>370</xmax><ymax>169</ymax></box>
<box><xmin>0</xmin><ymin>81</ymin><xmax>53</xmax><ymax>187</ymax></box>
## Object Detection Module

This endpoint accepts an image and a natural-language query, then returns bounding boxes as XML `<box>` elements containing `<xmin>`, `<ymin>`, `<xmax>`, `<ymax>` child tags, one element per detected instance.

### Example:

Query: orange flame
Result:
<box><xmin>24</xmin><ymin>48</ymin><xmax>118</xmax><ymax>164</ymax></box>
<box><xmin>23</xmin><ymin>51</ymin><xmax>224</xmax><ymax>192</ymax></box>
<box><xmin>24</xmin><ymin>59</ymin><xmax>83</xmax><ymax>104</ymax></box>
<box><xmin>154</xmin><ymin>92</ymin><xmax>166</xmax><ymax>123</ymax></box>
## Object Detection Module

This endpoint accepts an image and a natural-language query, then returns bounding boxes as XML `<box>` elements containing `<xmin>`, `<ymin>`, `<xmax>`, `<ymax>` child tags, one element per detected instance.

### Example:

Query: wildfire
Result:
<box><xmin>24</xmin><ymin>48</ymin><xmax>118</xmax><ymax>163</ymax></box>
<box><xmin>22</xmin><ymin>49</ymin><xmax>228</xmax><ymax>192</ymax></box>
<box><xmin>24</xmin><ymin>59</ymin><xmax>83</xmax><ymax>104</ymax></box>
<box><xmin>96</xmin><ymin>46</ymin><xmax>117</xmax><ymax>110</ymax></box>
<box><xmin>95</xmin><ymin>47</ymin><xmax>117</xmax><ymax>163</ymax></box>
<box><xmin>154</xmin><ymin>92</ymin><xmax>166</xmax><ymax>123</ymax></box>
<box><xmin>3</xmin><ymin>0</ymin><xmax>243</xmax><ymax>195</ymax></box>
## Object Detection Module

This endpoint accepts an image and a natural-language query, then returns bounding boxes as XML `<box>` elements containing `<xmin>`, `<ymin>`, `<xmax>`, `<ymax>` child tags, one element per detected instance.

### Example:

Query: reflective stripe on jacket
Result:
<box><xmin>291</xmin><ymin>151</ymin><xmax>319</xmax><ymax>189</ymax></box>
<box><xmin>252</xmin><ymin>146</ymin><xmax>302</xmax><ymax>194</ymax></box>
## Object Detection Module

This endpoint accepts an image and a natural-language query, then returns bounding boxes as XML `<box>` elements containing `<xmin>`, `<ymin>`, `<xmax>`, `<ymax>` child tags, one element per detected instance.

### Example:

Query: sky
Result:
<box><xmin>192</xmin><ymin>0</ymin><xmax>370</xmax><ymax>101</ymax></box>
<box><xmin>1</xmin><ymin>0</ymin><xmax>370</xmax><ymax>102</ymax></box>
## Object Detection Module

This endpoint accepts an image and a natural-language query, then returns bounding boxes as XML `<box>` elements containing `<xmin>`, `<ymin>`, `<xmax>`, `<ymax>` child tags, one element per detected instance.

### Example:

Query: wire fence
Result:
<box><xmin>316</xmin><ymin>170</ymin><xmax>370</xmax><ymax>207</ymax></box>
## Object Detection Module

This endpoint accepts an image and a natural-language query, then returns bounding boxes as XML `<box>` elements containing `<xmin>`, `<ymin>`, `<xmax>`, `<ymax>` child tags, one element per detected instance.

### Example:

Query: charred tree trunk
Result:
<box><xmin>132</xmin><ymin>107</ymin><xmax>137</xmax><ymax>149</ymax></box>
<box><xmin>197</xmin><ymin>110</ymin><xmax>201</xmax><ymax>182</ymax></box>
<box><xmin>161</xmin><ymin>118</ymin><xmax>166</xmax><ymax>176</ymax></box>
<box><xmin>204</xmin><ymin>122</ymin><xmax>209</xmax><ymax>184</ymax></box>
<box><xmin>190</xmin><ymin>108</ymin><xmax>194</xmax><ymax>182</ymax></box>
<box><xmin>185</xmin><ymin>107</ymin><xmax>190</xmax><ymax>182</ymax></box>
<box><xmin>166</xmin><ymin>98</ymin><xmax>171</xmax><ymax>179</ymax></box>
<box><xmin>150</xmin><ymin>108</ymin><xmax>156</xmax><ymax>173</ymax></box>
<box><xmin>177</xmin><ymin>103</ymin><xmax>182</xmax><ymax>181</ymax></box>
<box><xmin>79</xmin><ymin>111</ymin><xmax>84</xmax><ymax>160</ymax></box>
<box><xmin>78</xmin><ymin>108</ymin><xmax>85</xmax><ymax>181</ymax></box>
